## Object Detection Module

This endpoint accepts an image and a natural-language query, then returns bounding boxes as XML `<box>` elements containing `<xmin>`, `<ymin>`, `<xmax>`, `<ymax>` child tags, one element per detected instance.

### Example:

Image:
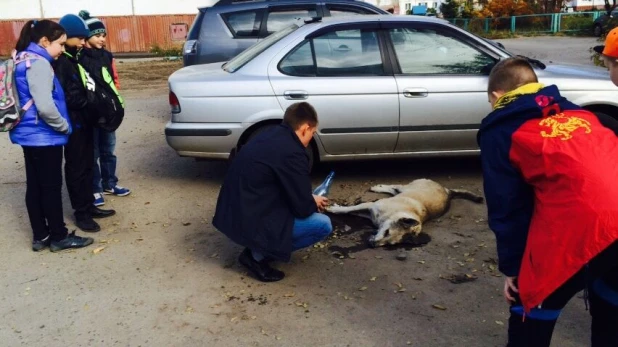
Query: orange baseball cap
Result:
<box><xmin>594</xmin><ymin>27</ymin><xmax>618</xmax><ymax>58</ymax></box>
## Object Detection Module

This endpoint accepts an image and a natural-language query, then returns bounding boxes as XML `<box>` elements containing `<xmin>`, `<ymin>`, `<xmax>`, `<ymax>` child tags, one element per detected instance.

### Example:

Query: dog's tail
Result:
<box><xmin>447</xmin><ymin>189</ymin><xmax>484</xmax><ymax>203</ymax></box>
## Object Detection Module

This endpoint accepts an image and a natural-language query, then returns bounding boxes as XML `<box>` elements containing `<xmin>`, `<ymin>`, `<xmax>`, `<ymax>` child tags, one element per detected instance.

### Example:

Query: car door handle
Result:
<box><xmin>284</xmin><ymin>90</ymin><xmax>309</xmax><ymax>100</ymax></box>
<box><xmin>403</xmin><ymin>88</ymin><xmax>428</xmax><ymax>98</ymax></box>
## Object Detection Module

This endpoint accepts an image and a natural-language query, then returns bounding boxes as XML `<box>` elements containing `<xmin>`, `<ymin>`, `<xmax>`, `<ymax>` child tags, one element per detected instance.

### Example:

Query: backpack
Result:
<box><xmin>0</xmin><ymin>51</ymin><xmax>42</xmax><ymax>132</ymax></box>
<box><xmin>78</xmin><ymin>61</ymin><xmax>124</xmax><ymax>132</ymax></box>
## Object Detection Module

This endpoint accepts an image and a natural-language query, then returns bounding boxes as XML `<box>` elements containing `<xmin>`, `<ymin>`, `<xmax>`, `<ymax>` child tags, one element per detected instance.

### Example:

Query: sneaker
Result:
<box><xmin>50</xmin><ymin>231</ymin><xmax>94</xmax><ymax>252</ymax></box>
<box><xmin>103</xmin><ymin>186</ymin><xmax>131</xmax><ymax>197</ymax></box>
<box><xmin>94</xmin><ymin>193</ymin><xmax>105</xmax><ymax>206</ymax></box>
<box><xmin>32</xmin><ymin>237</ymin><xmax>50</xmax><ymax>252</ymax></box>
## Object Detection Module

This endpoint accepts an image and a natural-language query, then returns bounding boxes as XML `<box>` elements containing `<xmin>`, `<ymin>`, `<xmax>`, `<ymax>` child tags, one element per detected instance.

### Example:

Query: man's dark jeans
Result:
<box><xmin>507</xmin><ymin>241</ymin><xmax>618</xmax><ymax>347</ymax></box>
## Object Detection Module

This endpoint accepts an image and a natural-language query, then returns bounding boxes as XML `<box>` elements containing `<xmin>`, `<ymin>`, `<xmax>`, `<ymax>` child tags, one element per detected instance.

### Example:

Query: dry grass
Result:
<box><xmin>116</xmin><ymin>60</ymin><xmax>183</xmax><ymax>93</ymax></box>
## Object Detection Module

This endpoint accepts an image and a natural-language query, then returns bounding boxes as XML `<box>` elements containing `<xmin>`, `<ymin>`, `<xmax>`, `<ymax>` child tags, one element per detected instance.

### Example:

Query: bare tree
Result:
<box><xmin>606</xmin><ymin>0</ymin><xmax>618</xmax><ymax>15</ymax></box>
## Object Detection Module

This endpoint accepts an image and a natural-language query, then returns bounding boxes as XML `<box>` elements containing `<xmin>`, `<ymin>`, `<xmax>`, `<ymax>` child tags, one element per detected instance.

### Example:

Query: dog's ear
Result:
<box><xmin>397</xmin><ymin>218</ymin><xmax>419</xmax><ymax>228</ymax></box>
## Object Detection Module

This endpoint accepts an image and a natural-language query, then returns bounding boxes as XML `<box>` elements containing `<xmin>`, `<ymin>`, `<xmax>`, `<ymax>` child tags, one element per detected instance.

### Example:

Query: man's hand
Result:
<box><xmin>313</xmin><ymin>195</ymin><xmax>329</xmax><ymax>212</ymax></box>
<box><xmin>504</xmin><ymin>276</ymin><xmax>519</xmax><ymax>303</ymax></box>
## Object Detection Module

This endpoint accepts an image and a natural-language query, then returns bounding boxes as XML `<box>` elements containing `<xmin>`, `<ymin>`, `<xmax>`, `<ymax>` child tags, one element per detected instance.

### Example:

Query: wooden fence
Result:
<box><xmin>0</xmin><ymin>14</ymin><xmax>197</xmax><ymax>55</ymax></box>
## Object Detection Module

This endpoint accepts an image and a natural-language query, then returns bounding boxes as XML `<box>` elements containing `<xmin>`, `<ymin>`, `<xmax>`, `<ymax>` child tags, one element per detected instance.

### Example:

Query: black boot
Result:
<box><xmin>50</xmin><ymin>231</ymin><xmax>94</xmax><ymax>252</ymax></box>
<box><xmin>89</xmin><ymin>206</ymin><xmax>116</xmax><ymax>219</ymax></box>
<box><xmin>238</xmin><ymin>248</ymin><xmax>285</xmax><ymax>282</ymax></box>
<box><xmin>75</xmin><ymin>217</ymin><xmax>101</xmax><ymax>232</ymax></box>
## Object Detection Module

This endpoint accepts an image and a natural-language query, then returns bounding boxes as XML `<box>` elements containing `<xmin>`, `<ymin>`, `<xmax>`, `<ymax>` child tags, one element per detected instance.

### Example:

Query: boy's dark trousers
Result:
<box><xmin>23</xmin><ymin>145</ymin><xmax>69</xmax><ymax>242</ymax></box>
<box><xmin>64</xmin><ymin>117</ymin><xmax>95</xmax><ymax>221</ymax></box>
<box><xmin>507</xmin><ymin>241</ymin><xmax>618</xmax><ymax>347</ymax></box>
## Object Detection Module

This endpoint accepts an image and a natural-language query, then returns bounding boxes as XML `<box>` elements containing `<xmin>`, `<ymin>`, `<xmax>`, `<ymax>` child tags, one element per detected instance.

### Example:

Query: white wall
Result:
<box><xmin>2</xmin><ymin>0</ymin><xmax>42</xmax><ymax>19</ymax></box>
<box><xmin>0</xmin><ymin>0</ymin><xmax>218</xmax><ymax>20</ymax></box>
<box><xmin>133</xmin><ymin>0</ymin><xmax>217</xmax><ymax>15</ymax></box>
<box><xmin>1</xmin><ymin>0</ymin><xmax>404</xmax><ymax>20</ymax></box>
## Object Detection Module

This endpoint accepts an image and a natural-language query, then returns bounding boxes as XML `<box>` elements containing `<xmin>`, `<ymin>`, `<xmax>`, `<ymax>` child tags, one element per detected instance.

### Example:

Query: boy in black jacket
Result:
<box><xmin>78</xmin><ymin>10</ymin><xmax>130</xmax><ymax>206</ymax></box>
<box><xmin>54</xmin><ymin>14</ymin><xmax>115</xmax><ymax>232</ymax></box>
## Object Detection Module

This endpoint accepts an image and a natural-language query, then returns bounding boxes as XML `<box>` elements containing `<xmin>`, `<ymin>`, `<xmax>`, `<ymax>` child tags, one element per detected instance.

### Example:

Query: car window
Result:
<box><xmin>222</xmin><ymin>10</ymin><xmax>261</xmax><ymax>38</ymax></box>
<box><xmin>224</xmin><ymin>24</ymin><xmax>299</xmax><ymax>73</ymax></box>
<box><xmin>279</xmin><ymin>28</ymin><xmax>384</xmax><ymax>77</ymax></box>
<box><xmin>389</xmin><ymin>27</ymin><xmax>495</xmax><ymax>74</ymax></box>
<box><xmin>266</xmin><ymin>7</ymin><xmax>318</xmax><ymax>34</ymax></box>
<box><xmin>326</xmin><ymin>5</ymin><xmax>373</xmax><ymax>16</ymax></box>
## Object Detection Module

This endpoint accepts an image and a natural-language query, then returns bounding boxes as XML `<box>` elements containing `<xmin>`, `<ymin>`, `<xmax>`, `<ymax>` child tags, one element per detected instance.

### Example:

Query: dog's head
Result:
<box><xmin>368</xmin><ymin>214</ymin><xmax>421</xmax><ymax>248</ymax></box>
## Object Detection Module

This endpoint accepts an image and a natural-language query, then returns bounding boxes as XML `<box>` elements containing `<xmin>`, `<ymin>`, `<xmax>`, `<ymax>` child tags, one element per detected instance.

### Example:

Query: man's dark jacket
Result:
<box><xmin>52</xmin><ymin>50</ymin><xmax>89</xmax><ymax>125</ymax></box>
<box><xmin>212</xmin><ymin>124</ymin><xmax>317</xmax><ymax>262</ymax></box>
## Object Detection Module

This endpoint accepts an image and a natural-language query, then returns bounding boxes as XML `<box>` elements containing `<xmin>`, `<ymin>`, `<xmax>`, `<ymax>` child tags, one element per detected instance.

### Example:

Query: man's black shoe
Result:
<box><xmin>238</xmin><ymin>248</ymin><xmax>285</xmax><ymax>282</ymax></box>
<box><xmin>32</xmin><ymin>238</ymin><xmax>50</xmax><ymax>252</ymax></box>
<box><xmin>76</xmin><ymin>218</ymin><xmax>101</xmax><ymax>232</ymax></box>
<box><xmin>50</xmin><ymin>231</ymin><xmax>94</xmax><ymax>252</ymax></box>
<box><xmin>89</xmin><ymin>206</ymin><xmax>116</xmax><ymax>219</ymax></box>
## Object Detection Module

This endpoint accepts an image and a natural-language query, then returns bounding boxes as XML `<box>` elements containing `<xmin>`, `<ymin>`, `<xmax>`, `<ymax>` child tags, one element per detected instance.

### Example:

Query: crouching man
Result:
<box><xmin>213</xmin><ymin>102</ymin><xmax>332</xmax><ymax>282</ymax></box>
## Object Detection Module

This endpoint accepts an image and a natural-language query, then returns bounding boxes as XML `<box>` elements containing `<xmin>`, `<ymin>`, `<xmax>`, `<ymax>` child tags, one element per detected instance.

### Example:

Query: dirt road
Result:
<box><xmin>0</xmin><ymin>37</ymin><xmax>605</xmax><ymax>346</ymax></box>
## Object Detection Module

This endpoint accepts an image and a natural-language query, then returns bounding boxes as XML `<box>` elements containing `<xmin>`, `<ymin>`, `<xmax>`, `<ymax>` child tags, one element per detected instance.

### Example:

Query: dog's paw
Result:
<box><xmin>326</xmin><ymin>204</ymin><xmax>342</xmax><ymax>213</ymax></box>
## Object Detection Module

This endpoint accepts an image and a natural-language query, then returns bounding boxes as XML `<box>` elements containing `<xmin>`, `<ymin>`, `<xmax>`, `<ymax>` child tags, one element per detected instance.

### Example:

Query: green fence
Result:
<box><xmin>446</xmin><ymin>11</ymin><xmax>603</xmax><ymax>35</ymax></box>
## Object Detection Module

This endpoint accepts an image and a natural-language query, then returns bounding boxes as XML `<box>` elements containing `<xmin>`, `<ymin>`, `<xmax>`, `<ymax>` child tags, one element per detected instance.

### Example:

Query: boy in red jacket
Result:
<box><xmin>478</xmin><ymin>57</ymin><xmax>618</xmax><ymax>346</ymax></box>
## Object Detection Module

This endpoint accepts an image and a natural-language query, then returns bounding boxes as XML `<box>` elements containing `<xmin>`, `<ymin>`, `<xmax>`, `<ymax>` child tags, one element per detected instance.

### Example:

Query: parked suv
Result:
<box><xmin>182</xmin><ymin>0</ymin><xmax>389</xmax><ymax>66</ymax></box>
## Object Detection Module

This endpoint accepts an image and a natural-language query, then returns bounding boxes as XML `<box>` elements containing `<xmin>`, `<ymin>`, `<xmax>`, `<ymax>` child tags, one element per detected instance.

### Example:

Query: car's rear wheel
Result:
<box><xmin>242</xmin><ymin>124</ymin><xmax>316</xmax><ymax>171</ymax></box>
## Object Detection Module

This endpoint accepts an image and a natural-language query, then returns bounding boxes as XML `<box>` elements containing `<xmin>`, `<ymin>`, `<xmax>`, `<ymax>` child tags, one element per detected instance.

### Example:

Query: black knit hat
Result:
<box><xmin>78</xmin><ymin>10</ymin><xmax>106</xmax><ymax>38</ymax></box>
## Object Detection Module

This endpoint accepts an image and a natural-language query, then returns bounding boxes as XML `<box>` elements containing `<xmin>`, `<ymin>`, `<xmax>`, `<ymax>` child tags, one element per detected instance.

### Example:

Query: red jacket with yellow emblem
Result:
<box><xmin>477</xmin><ymin>84</ymin><xmax>618</xmax><ymax>312</ymax></box>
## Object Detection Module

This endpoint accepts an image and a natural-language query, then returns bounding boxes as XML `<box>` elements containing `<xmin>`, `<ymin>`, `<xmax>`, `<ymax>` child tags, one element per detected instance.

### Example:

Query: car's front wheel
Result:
<box><xmin>242</xmin><ymin>124</ymin><xmax>316</xmax><ymax>171</ymax></box>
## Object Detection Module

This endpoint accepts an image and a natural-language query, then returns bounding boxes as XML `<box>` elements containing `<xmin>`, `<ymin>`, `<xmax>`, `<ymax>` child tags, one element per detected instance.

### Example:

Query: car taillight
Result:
<box><xmin>169</xmin><ymin>91</ymin><xmax>181</xmax><ymax>114</ymax></box>
<box><xmin>183</xmin><ymin>40</ymin><xmax>197</xmax><ymax>54</ymax></box>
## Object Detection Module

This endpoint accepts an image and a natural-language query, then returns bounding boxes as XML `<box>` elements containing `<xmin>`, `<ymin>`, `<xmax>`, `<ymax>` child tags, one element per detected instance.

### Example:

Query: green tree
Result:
<box><xmin>460</xmin><ymin>3</ymin><xmax>475</xmax><ymax>18</ymax></box>
<box><xmin>440</xmin><ymin>0</ymin><xmax>460</xmax><ymax>19</ymax></box>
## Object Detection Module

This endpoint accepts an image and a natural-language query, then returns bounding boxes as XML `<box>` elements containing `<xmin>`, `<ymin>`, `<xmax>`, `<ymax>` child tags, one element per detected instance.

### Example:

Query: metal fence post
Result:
<box><xmin>556</xmin><ymin>13</ymin><xmax>562</xmax><ymax>32</ymax></box>
<box><xmin>511</xmin><ymin>16</ymin><xmax>515</xmax><ymax>33</ymax></box>
<box><xmin>485</xmin><ymin>17</ymin><xmax>489</xmax><ymax>32</ymax></box>
<box><xmin>464</xmin><ymin>19</ymin><xmax>469</xmax><ymax>30</ymax></box>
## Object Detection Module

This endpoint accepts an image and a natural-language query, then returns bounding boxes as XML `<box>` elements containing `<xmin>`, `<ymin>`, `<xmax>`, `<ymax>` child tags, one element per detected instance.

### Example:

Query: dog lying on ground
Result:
<box><xmin>326</xmin><ymin>179</ymin><xmax>484</xmax><ymax>247</ymax></box>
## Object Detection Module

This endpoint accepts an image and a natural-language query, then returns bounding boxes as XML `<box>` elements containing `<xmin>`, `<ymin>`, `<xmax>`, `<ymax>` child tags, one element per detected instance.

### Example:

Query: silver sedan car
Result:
<box><xmin>166</xmin><ymin>15</ymin><xmax>618</xmax><ymax>166</ymax></box>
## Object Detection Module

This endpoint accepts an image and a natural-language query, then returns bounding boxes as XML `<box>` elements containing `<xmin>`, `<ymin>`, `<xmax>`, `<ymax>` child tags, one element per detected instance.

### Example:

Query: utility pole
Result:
<box><xmin>131</xmin><ymin>0</ymin><xmax>136</xmax><ymax>15</ymax></box>
<box><xmin>39</xmin><ymin>0</ymin><xmax>44</xmax><ymax>18</ymax></box>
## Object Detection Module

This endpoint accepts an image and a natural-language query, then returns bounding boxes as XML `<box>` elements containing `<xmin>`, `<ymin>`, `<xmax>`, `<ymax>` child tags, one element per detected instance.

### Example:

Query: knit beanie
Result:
<box><xmin>78</xmin><ymin>10</ymin><xmax>106</xmax><ymax>38</ymax></box>
<box><xmin>58</xmin><ymin>14</ymin><xmax>90</xmax><ymax>38</ymax></box>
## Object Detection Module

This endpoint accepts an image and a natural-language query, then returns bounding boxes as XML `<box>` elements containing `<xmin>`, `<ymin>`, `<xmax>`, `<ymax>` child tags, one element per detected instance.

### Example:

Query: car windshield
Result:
<box><xmin>223</xmin><ymin>24</ymin><xmax>300</xmax><ymax>73</ymax></box>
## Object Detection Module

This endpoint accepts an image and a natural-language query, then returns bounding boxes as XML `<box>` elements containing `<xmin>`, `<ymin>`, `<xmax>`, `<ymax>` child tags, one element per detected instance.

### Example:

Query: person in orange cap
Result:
<box><xmin>594</xmin><ymin>27</ymin><xmax>618</xmax><ymax>86</ymax></box>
